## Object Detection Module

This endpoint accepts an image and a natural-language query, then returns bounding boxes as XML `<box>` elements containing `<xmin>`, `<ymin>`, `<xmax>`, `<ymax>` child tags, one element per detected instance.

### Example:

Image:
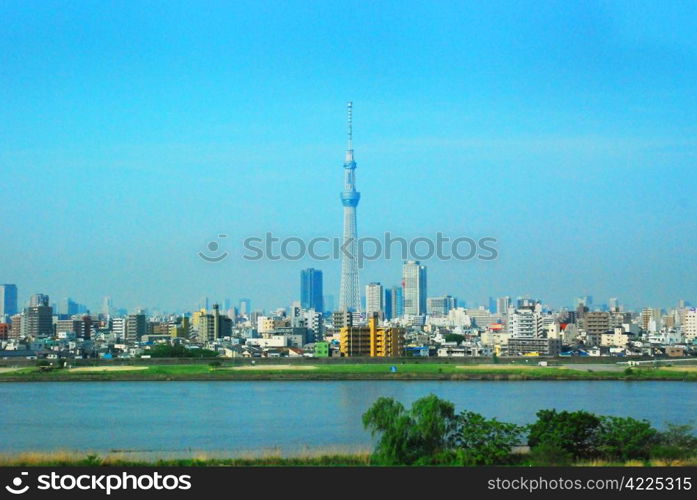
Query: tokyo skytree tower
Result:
<box><xmin>338</xmin><ymin>102</ymin><xmax>361</xmax><ymax>313</ymax></box>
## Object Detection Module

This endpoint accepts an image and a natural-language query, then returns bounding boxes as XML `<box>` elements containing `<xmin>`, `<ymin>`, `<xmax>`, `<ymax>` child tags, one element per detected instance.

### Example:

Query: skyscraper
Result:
<box><xmin>365</xmin><ymin>282</ymin><xmax>384</xmax><ymax>318</ymax></box>
<box><xmin>0</xmin><ymin>284</ymin><xmax>18</xmax><ymax>316</ymax></box>
<box><xmin>238</xmin><ymin>298</ymin><xmax>251</xmax><ymax>316</ymax></box>
<box><xmin>24</xmin><ymin>294</ymin><xmax>53</xmax><ymax>338</ymax></box>
<box><xmin>496</xmin><ymin>296</ymin><xmax>511</xmax><ymax>315</ymax></box>
<box><xmin>300</xmin><ymin>268</ymin><xmax>324</xmax><ymax>312</ymax></box>
<box><xmin>384</xmin><ymin>288</ymin><xmax>393</xmax><ymax>320</ymax></box>
<box><xmin>402</xmin><ymin>261</ymin><xmax>427</xmax><ymax>316</ymax></box>
<box><xmin>391</xmin><ymin>285</ymin><xmax>404</xmax><ymax>319</ymax></box>
<box><xmin>29</xmin><ymin>293</ymin><xmax>49</xmax><ymax>307</ymax></box>
<box><xmin>427</xmin><ymin>295</ymin><xmax>457</xmax><ymax>317</ymax></box>
<box><xmin>338</xmin><ymin>102</ymin><xmax>361</xmax><ymax>313</ymax></box>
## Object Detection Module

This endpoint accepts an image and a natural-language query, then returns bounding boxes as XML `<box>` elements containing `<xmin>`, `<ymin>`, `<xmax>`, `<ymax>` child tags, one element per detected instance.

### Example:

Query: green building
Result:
<box><xmin>314</xmin><ymin>341</ymin><xmax>329</xmax><ymax>358</ymax></box>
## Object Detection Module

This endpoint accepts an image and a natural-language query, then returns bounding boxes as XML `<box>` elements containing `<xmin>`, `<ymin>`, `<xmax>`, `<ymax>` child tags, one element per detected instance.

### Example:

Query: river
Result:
<box><xmin>1</xmin><ymin>381</ymin><xmax>694</xmax><ymax>457</ymax></box>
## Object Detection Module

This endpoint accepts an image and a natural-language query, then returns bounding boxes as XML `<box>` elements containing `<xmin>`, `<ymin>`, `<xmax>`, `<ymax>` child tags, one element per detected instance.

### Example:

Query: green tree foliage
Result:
<box><xmin>444</xmin><ymin>334</ymin><xmax>465</xmax><ymax>345</ymax></box>
<box><xmin>652</xmin><ymin>423</ymin><xmax>697</xmax><ymax>464</ymax></box>
<box><xmin>597</xmin><ymin>416</ymin><xmax>658</xmax><ymax>460</ymax></box>
<box><xmin>452</xmin><ymin>411</ymin><xmax>523</xmax><ymax>465</ymax></box>
<box><xmin>528</xmin><ymin>441</ymin><xmax>573</xmax><ymax>466</ymax></box>
<box><xmin>362</xmin><ymin>395</ymin><xmax>521</xmax><ymax>465</ymax></box>
<box><xmin>362</xmin><ymin>395</ymin><xmax>457</xmax><ymax>465</ymax></box>
<box><xmin>363</xmin><ymin>396</ymin><xmax>692</xmax><ymax>466</ymax></box>
<box><xmin>148</xmin><ymin>344</ymin><xmax>218</xmax><ymax>358</ymax></box>
<box><xmin>528</xmin><ymin>409</ymin><xmax>601</xmax><ymax>459</ymax></box>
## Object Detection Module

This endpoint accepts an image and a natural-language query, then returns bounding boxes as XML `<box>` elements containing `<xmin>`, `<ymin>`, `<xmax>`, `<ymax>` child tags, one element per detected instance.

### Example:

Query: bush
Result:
<box><xmin>528</xmin><ymin>441</ymin><xmax>573</xmax><ymax>466</ymax></box>
<box><xmin>652</xmin><ymin>423</ymin><xmax>697</xmax><ymax>463</ymax></box>
<box><xmin>597</xmin><ymin>416</ymin><xmax>658</xmax><ymax>460</ymax></box>
<box><xmin>452</xmin><ymin>411</ymin><xmax>523</xmax><ymax>465</ymax></box>
<box><xmin>528</xmin><ymin>409</ymin><xmax>601</xmax><ymax>459</ymax></box>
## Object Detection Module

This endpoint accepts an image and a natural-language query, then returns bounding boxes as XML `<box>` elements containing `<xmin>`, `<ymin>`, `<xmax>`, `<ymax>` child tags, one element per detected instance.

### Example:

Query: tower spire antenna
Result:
<box><xmin>339</xmin><ymin>101</ymin><xmax>360</xmax><ymax>313</ymax></box>
<box><xmin>346</xmin><ymin>101</ymin><xmax>354</xmax><ymax>162</ymax></box>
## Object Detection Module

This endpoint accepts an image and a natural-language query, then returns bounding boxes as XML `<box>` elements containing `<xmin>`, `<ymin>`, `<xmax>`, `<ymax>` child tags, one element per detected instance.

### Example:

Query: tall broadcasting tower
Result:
<box><xmin>339</xmin><ymin>102</ymin><xmax>361</xmax><ymax>313</ymax></box>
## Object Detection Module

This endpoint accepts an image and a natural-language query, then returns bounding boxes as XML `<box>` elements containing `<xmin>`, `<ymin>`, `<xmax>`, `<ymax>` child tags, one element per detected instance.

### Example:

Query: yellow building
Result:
<box><xmin>340</xmin><ymin>316</ymin><xmax>405</xmax><ymax>357</ymax></box>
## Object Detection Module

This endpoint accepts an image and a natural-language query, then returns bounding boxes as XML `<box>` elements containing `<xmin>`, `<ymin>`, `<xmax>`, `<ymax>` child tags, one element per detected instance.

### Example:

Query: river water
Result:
<box><xmin>1</xmin><ymin>381</ymin><xmax>694</xmax><ymax>457</ymax></box>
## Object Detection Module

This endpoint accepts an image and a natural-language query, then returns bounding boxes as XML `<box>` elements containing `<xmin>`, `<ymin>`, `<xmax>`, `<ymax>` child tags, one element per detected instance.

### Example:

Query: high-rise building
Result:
<box><xmin>365</xmin><ymin>282</ymin><xmax>384</xmax><ymax>318</ymax></box>
<box><xmin>126</xmin><ymin>313</ymin><xmax>146</xmax><ymax>342</ymax></box>
<box><xmin>338</xmin><ymin>102</ymin><xmax>361</xmax><ymax>313</ymax></box>
<box><xmin>198</xmin><ymin>304</ymin><xmax>232</xmax><ymax>343</ymax></box>
<box><xmin>402</xmin><ymin>261</ymin><xmax>427</xmax><ymax>316</ymax></box>
<box><xmin>300</xmin><ymin>268</ymin><xmax>324</xmax><ymax>312</ymax></box>
<box><xmin>496</xmin><ymin>296</ymin><xmax>511</xmax><ymax>315</ymax></box>
<box><xmin>29</xmin><ymin>293</ymin><xmax>49</xmax><ymax>307</ymax></box>
<box><xmin>9</xmin><ymin>314</ymin><xmax>23</xmax><ymax>339</ymax></box>
<box><xmin>112</xmin><ymin>317</ymin><xmax>126</xmax><ymax>339</ymax></box>
<box><xmin>238</xmin><ymin>298</ymin><xmax>251</xmax><ymax>316</ymax></box>
<box><xmin>102</xmin><ymin>296</ymin><xmax>113</xmax><ymax>317</ymax></box>
<box><xmin>0</xmin><ymin>284</ymin><xmax>18</xmax><ymax>316</ymax></box>
<box><xmin>427</xmin><ymin>295</ymin><xmax>457</xmax><ymax>317</ymax></box>
<box><xmin>339</xmin><ymin>314</ymin><xmax>405</xmax><ymax>357</ymax></box>
<box><xmin>384</xmin><ymin>288</ymin><xmax>393</xmax><ymax>320</ymax></box>
<box><xmin>58</xmin><ymin>298</ymin><xmax>79</xmax><ymax>317</ymax></box>
<box><xmin>684</xmin><ymin>309</ymin><xmax>697</xmax><ymax>343</ymax></box>
<box><xmin>507</xmin><ymin>309</ymin><xmax>537</xmax><ymax>337</ymax></box>
<box><xmin>583</xmin><ymin>311</ymin><xmax>612</xmax><ymax>345</ymax></box>
<box><xmin>24</xmin><ymin>301</ymin><xmax>53</xmax><ymax>338</ymax></box>
<box><xmin>390</xmin><ymin>285</ymin><xmax>404</xmax><ymax>319</ymax></box>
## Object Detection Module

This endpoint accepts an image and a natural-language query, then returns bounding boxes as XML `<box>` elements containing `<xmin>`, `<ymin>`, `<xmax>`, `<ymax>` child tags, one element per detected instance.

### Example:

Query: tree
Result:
<box><xmin>362</xmin><ymin>395</ymin><xmax>522</xmax><ymax>465</ymax></box>
<box><xmin>444</xmin><ymin>334</ymin><xmax>465</xmax><ymax>345</ymax></box>
<box><xmin>651</xmin><ymin>423</ymin><xmax>697</xmax><ymax>464</ymax></box>
<box><xmin>452</xmin><ymin>411</ymin><xmax>523</xmax><ymax>465</ymax></box>
<box><xmin>528</xmin><ymin>409</ymin><xmax>601</xmax><ymax>459</ymax></box>
<box><xmin>597</xmin><ymin>416</ymin><xmax>658</xmax><ymax>460</ymax></box>
<box><xmin>362</xmin><ymin>395</ymin><xmax>457</xmax><ymax>465</ymax></box>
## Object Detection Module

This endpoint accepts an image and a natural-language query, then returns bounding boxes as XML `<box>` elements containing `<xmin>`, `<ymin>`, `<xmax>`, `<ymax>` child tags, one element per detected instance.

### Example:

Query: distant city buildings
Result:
<box><xmin>365</xmin><ymin>282</ymin><xmax>384</xmax><ymax>318</ymax></box>
<box><xmin>0</xmin><ymin>284</ymin><xmax>18</xmax><ymax>317</ymax></box>
<box><xmin>402</xmin><ymin>261</ymin><xmax>427</xmax><ymax>316</ymax></box>
<box><xmin>300</xmin><ymin>268</ymin><xmax>324</xmax><ymax>313</ymax></box>
<box><xmin>24</xmin><ymin>298</ymin><xmax>53</xmax><ymax>338</ymax></box>
<box><xmin>339</xmin><ymin>314</ymin><xmax>405</xmax><ymax>357</ymax></box>
<box><xmin>427</xmin><ymin>295</ymin><xmax>457</xmax><ymax>317</ymax></box>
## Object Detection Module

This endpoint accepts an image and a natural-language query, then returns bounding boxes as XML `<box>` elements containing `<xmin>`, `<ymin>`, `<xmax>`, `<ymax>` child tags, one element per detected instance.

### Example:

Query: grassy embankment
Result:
<box><xmin>0</xmin><ymin>362</ymin><xmax>696</xmax><ymax>381</ymax></box>
<box><xmin>1</xmin><ymin>451</ymin><xmax>695</xmax><ymax>467</ymax></box>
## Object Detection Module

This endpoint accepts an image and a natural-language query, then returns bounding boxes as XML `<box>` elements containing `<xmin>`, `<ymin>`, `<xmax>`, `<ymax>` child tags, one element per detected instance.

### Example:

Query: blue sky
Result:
<box><xmin>1</xmin><ymin>0</ymin><xmax>696</xmax><ymax>313</ymax></box>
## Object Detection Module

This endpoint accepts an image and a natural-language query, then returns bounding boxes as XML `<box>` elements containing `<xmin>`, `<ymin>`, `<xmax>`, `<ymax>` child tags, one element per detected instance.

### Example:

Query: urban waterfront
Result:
<box><xmin>1</xmin><ymin>381</ymin><xmax>695</xmax><ymax>458</ymax></box>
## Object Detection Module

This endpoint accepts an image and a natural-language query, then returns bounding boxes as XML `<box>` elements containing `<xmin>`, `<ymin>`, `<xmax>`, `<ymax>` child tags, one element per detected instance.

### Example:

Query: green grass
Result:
<box><xmin>0</xmin><ymin>362</ymin><xmax>696</xmax><ymax>382</ymax></box>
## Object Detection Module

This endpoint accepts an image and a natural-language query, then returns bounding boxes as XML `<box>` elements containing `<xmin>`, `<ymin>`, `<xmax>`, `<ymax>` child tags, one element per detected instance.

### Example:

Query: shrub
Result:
<box><xmin>528</xmin><ymin>441</ymin><xmax>573</xmax><ymax>466</ymax></box>
<box><xmin>528</xmin><ymin>409</ymin><xmax>601</xmax><ymax>459</ymax></box>
<box><xmin>452</xmin><ymin>411</ymin><xmax>523</xmax><ymax>465</ymax></box>
<box><xmin>597</xmin><ymin>416</ymin><xmax>658</xmax><ymax>460</ymax></box>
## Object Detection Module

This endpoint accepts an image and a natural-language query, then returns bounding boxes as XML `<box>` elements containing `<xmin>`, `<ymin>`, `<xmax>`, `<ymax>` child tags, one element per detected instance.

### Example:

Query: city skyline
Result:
<box><xmin>2</xmin><ymin>2</ymin><xmax>697</xmax><ymax>311</ymax></box>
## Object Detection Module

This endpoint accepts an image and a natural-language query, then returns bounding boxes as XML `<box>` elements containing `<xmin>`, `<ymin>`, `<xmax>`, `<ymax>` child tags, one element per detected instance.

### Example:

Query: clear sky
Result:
<box><xmin>2</xmin><ymin>1</ymin><xmax>696</xmax><ymax>313</ymax></box>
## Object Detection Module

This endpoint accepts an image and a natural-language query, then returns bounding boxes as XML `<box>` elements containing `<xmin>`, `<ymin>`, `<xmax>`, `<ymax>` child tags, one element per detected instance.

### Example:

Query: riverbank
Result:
<box><xmin>1</xmin><ymin>362</ymin><xmax>696</xmax><ymax>382</ymax></box>
<box><xmin>1</xmin><ymin>451</ymin><xmax>695</xmax><ymax>467</ymax></box>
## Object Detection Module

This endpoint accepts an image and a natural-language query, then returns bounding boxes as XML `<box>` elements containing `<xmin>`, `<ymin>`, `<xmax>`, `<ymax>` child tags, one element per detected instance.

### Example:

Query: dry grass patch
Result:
<box><xmin>68</xmin><ymin>366</ymin><xmax>148</xmax><ymax>373</ymax></box>
<box><xmin>228</xmin><ymin>364</ymin><xmax>318</xmax><ymax>371</ymax></box>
